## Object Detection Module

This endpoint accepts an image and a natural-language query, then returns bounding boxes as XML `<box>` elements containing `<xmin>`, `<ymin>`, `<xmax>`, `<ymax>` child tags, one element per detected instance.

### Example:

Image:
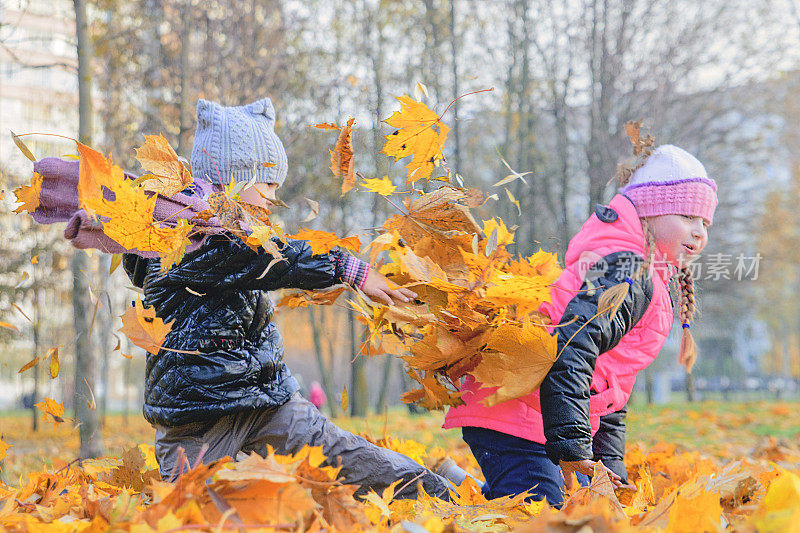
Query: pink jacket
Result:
<box><xmin>443</xmin><ymin>194</ymin><xmax>673</xmax><ymax>443</ymax></box>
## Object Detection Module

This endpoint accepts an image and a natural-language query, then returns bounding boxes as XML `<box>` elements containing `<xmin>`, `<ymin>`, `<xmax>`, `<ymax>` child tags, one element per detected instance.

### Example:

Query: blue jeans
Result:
<box><xmin>462</xmin><ymin>427</ymin><xmax>589</xmax><ymax>507</ymax></box>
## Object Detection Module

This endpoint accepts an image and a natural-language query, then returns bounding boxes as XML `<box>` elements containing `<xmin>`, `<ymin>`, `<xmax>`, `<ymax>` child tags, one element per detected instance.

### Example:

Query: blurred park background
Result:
<box><xmin>2</xmin><ymin>0</ymin><xmax>800</xmax><ymax>454</ymax></box>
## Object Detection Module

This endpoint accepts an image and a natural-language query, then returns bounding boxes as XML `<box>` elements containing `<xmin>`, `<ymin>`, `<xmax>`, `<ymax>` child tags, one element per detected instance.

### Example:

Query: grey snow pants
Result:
<box><xmin>154</xmin><ymin>393</ymin><xmax>451</xmax><ymax>500</ymax></box>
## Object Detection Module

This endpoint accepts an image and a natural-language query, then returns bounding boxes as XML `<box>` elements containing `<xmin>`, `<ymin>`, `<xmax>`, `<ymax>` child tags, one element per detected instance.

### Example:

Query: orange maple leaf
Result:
<box><xmin>119</xmin><ymin>299</ymin><xmax>174</xmax><ymax>355</ymax></box>
<box><xmin>330</xmin><ymin>117</ymin><xmax>355</xmax><ymax>194</ymax></box>
<box><xmin>13</xmin><ymin>172</ymin><xmax>43</xmax><ymax>214</ymax></box>
<box><xmin>35</xmin><ymin>397</ymin><xmax>65</xmax><ymax>424</ymax></box>
<box><xmin>382</xmin><ymin>95</ymin><xmax>450</xmax><ymax>182</ymax></box>
<box><xmin>134</xmin><ymin>134</ymin><xmax>194</xmax><ymax>196</ymax></box>
<box><xmin>287</xmin><ymin>228</ymin><xmax>362</xmax><ymax>255</ymax></box>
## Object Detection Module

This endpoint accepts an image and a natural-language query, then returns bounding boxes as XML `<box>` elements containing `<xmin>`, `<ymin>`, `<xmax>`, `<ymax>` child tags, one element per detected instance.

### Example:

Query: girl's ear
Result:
<box><xmin>246</xmin><ymin>97</ymin><xmax>276</xmax><ymax>123</ymax></box>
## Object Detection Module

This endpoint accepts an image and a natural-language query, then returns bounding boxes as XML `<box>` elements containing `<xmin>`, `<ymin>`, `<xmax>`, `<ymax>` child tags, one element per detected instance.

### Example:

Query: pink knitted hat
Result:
<box><xmin>620</xmin><ymin>145</ymin><xmax>718</xmax><ymax>224</ymax></box>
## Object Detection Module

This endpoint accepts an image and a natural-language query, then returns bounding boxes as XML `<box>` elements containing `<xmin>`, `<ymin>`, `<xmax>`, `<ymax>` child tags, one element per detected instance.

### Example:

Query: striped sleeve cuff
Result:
<box><xmin>337</xmin><ymin>255</ymin><xmax>370</xmax><ymax>288</ymax></box>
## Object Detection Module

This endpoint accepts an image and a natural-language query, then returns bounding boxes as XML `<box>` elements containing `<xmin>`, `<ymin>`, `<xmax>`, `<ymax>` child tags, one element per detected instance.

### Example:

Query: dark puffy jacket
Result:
<box><xmin>539</xmin><ymin>252</ymin><xmax>652</xmax><ymax>480</ymax></box>
<box><xmin>123</xmin><ymin>235</ymin><xmax>350</xmax><ymax>427</ymax></box>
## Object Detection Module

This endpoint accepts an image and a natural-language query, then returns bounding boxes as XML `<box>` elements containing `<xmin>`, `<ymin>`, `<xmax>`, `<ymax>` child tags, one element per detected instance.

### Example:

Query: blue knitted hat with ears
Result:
<box><xmin>189</xmin><ymin>97</ymin><xmax>288</xmax><ymax>187</ymax></box>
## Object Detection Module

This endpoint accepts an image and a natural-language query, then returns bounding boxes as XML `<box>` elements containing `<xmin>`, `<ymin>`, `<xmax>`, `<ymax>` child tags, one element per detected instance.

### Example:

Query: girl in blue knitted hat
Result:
<box><xmin>123</xmin><ymin>97</ymin><xmax>455</xmax><ymax>498</ymax></box>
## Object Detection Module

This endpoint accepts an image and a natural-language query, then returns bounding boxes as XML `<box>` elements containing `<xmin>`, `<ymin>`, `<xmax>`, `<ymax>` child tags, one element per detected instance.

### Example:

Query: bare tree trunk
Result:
<box><xmin>308</xmin><ymin>307</ymin><xmax>339</xmax><ymax>417</ymax></box>
<box><xmin>73</xmin><ymin>0</ymin><xmax>103</xmax><ymax>459</ymax></box>
<box><xmin>374</xmin><ymin>355</ymin><xmax>394</xmax><ymax>412</ymax></box>
<box><xmin>123</xmin><ymin>338</ymin><xmax>132</xmax><ymax>425</ymax></box>
<box><xmin>176</xmin><ymin>4</ymin><xmax>192</xmax><ymax>157</ymax></box>
<box><xmin>97</xmin><ymin>255</ymin><xmax>112</xmax><ymax>426</ymax></box>
<box><xmin>685</xmin><ymin>372</ymin><xmax>696</xmax><ymax>402</ymax></box>
<box><xmin>31</xmin><ymin>288</ymin><xmax>41</xmax><ymax>432</ymax></box>
<box><xmin>449</xmin><ymin>0</ymin><xmax>461</xmax><ymax>172</ymax></box>
<box><xmin>349</xmin><ymin>310</ymin><xmax>368</xmax><ymax>417</ymax></box>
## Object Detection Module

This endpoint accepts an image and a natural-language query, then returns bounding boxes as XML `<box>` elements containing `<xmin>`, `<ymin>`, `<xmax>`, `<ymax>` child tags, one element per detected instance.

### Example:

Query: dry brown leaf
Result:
<box><xmin>118</xmin><ymin>299</ymin><xmax>174</xmax><ymax>355</ymax></box>
<box><xmin>134</xmin><ymin>134</ymin><xmax>194</xmax><ymax>196</ymax></box>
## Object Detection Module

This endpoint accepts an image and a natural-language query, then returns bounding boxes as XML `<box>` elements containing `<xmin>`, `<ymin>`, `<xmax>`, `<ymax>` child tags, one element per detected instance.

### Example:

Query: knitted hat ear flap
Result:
<box><xmin>245</xmin><ymin>97</ymin><xmax>276</xmax><ymax>122</ymax></box>
<box><xmin>196</xmin><ymin>98</ymin><xmax>215</xmax><ymax>127</ymax></box>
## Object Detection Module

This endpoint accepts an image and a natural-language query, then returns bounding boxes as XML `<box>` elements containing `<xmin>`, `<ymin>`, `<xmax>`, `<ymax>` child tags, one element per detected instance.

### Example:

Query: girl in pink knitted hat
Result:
<box><xmin>443</xmin><ymin>144</ymin><xmax>718</xmax><ymax>506</ymax></box>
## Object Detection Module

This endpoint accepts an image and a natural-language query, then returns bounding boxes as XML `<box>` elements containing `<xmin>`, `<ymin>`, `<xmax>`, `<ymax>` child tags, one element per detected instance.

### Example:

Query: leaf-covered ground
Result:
<box><xmin>2</xmin><ymin>401</ymin><xmax>800</xmax><ymax>531</ymax></box>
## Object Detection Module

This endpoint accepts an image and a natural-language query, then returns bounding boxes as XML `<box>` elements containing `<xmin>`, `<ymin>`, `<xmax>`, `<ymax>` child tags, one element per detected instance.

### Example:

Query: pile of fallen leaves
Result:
<box><xmin>3</xmin><ymin>434</ymin><xmax>800</xmax><ymax>531</ymax></box>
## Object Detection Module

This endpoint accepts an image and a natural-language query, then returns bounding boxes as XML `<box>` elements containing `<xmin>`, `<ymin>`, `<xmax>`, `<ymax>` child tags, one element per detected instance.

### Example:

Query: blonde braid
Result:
<box><xmin>677</xmin><ymin>267</ymin><xmax>698</xmax><ymax>373</ymax></box>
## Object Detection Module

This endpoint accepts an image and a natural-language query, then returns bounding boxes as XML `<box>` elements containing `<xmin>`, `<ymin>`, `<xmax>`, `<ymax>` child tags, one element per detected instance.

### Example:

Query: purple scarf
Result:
<box><xmin>32</xmin><ymin>157</ymin><xmax>225</xmax><ymax>258</ymax></box>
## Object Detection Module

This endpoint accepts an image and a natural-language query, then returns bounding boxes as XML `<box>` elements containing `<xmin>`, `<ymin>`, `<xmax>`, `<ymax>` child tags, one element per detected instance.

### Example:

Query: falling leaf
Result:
<box><xmin>35</xmin><ymin>397</ymin><xmax>65</xmax><ymax>424</ymax></box>
<box><xmin>382</xmin><ymin>95</ymin><xmax>450</xmax><ymax>182</ymax></box>
<box><xmin>48</xmin><ymin>346</ymin><xmax>61</xmax><ymax>379</ymax></box>
<box><xmin>11</xmin><ymin>131</ymin><xmax>36</xmax><ymax>161</ymax></box>
<box><xmin>134</xmin><ymin>134</ymin><xmax>194</xmax><ymax>196</ymax></box>
<box><xmin>340</xmin><ymin>386</ymin><xmax>349</xmax><ymax>413</ymax></box>
<box><xmin>13</xmin><ymin>172</ymin><xmax>43</xmax><ymax>214</ymax></box>
<box><xmin>30</xmin><ymin>255</ymin><xmax>38</xmax><ymax>264</ymax></box>
<box><xmin>85</xmin><ymin>377</ymin><xmax>97</xmax><ymax>410</ymax></box>
<box><xmin>0</xmin><ymin>322</ymin><xmax>19</xmax><ymax>332</ymax></box>
<box><xmin>18</xmin><ymin>356</ymin><xmax>39</xmax><ymax>373</ymax></box>
<box><xmin>482</xmin><ymin>218</ymin><xmax>515</xmax><ymax>246</ymax></box>
<box><xmin>159</xmin><ymin>219</ymin><xmax>193</xmax><ymax>271</ymax></box>
<box><xmin>505</xmin><ymin>188</ymin><xmax>521</xmax><ymax>216</ymax></box>
<box><xmin>414</xmin><ymin>81</ymin><xmax>430</xmax><ymax>100</ymax></box>
<box><xmin>119</xmin><ymin>299</ymin><xmax>174</xmax><ymax>355</ymax></box>
<box><xmin>261</xmin><ymin>161</ymin><xmax>276</xmax><ymax>168</ymax></box>
<box><xmin>493</xmin><ymin>148</ymin><xmax>531</xmax><ymax>186</ymax></box>
<box><xmin>302</xmin><ymin>197</ymin><xmax>319</xmax><ymax>222</ymax></box>
<box><xmin>12</xmin><ymin>303</ymin><xmax>31</xmax><ymax>321</ymax></box>
<box><xmin>287</xmin><ymin>228</ymin><xmax>362</xmax><ymax>255</ymax></box>
<box><xmin>361</xmin><ymin>176</ymin><xmax>397</xmax><ymax>196</ymax></box>
<box><xmin>110</xmin><ymin>253</ymin><xmax>123</xmax><ymax>274</ymax></box>
<box><xmin>330</xmin><ymin>117</ymin><xmax>356</xmax><ymax>194</ymax></box>
<box><xmin>311</xmin><ymin>122</ymin><xmax>341</xmax><ymax>131</ymax></box>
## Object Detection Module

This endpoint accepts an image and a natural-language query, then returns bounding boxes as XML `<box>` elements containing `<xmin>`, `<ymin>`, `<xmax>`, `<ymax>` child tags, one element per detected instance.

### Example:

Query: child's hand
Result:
<box><xmin>361</xmin><ymin>269</ymin><xmax>417</xmax><ymax>306</ymax></box>
<box><xmin>559</xmin><ymin>459</ymin><xmax>632</xmax><ymax>490</ymax></box>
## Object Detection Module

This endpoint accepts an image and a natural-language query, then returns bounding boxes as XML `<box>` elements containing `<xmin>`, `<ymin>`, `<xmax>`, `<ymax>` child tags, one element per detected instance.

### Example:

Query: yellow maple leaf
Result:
<box><xmin>12</xmin><ymin>172</ymin><xmax>43</xmax><ymax>214</ymax></box>
<box><xmin>134</xmin><ymin>134</ymin><xmax>194</xmax><ymax>197</ymax></box>
<box><xmin>361</xmin><ymin>175</ymin><xmax>397</xmax><ymax>196</ymax></box>
<box><xmin>119</xmin><ymin>299</ymin><xmax>174</xmax><ymax>355</ymax></box>
<box><xmin>482</xmin><ymin>217</ymin><xmax>515</xmax><ymax>247</ymax></box>
<box><xmin>382</xmin><ymin>95</ymin><xmax>450</xmax><ymax>182</ymax></box>
<box><xmin>77</xmin><ymin>142</ymin><xmax>195</xmax><ymax>257</ymax></box>
<box><xmin>158</xmin><ymin>219</ymin><xmax>193</xmax><ymax>271</ymax></box>
<box><xmin>330</xmin><ymin>117</ymin><xmax>356</xmax><ymax>194</ymax></box>
<box><xmin>471</xmin><ymin>321</ymin><xmax>558</xmax><ymax>406</ymax></box>
<box><xmin>35</xmin><ymin>397</ymin><xmax>65</xmax><ymax>424</ymax></box>
<box><xmin>287</xmin><ymin>228</ymin><xmax>362</xmax><ymax>255</ymax></box>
